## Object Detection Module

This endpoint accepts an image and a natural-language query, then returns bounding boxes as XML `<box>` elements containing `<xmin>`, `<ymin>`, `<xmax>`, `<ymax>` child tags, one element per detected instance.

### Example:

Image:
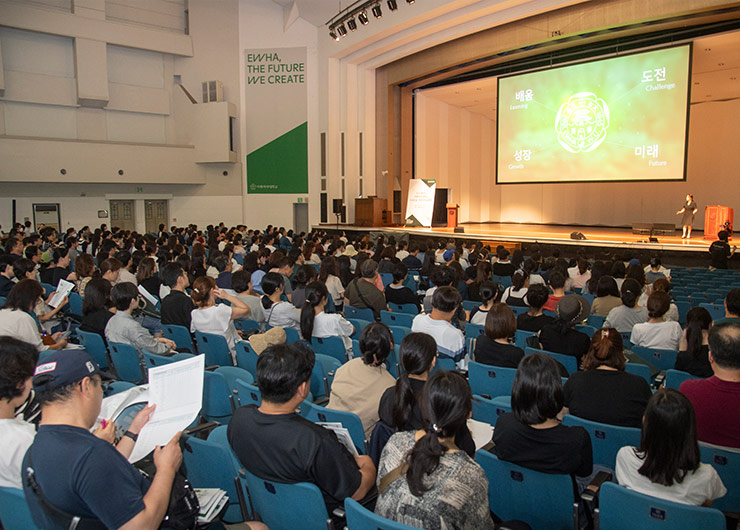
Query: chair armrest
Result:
<box><xmin>183</xmin><ymin>420</ymin><xmax>220</xmax><ymax>438</ymax></box>
<box><xmin>480</xmin><ymin>441</ymin><xmax>495</xmax><ymax>453</ymax></box>
<box><xmin>205</xmin><ymin>365</ymin><xmax>220</xmax><ymax>372</ymax></box>
<box><xmin>580</xmin><ymin>470</ymin><xmax>613</xmax><ymax>504</ymax></box>
<box><xmin>313</xmin><ymin>397</ymin><xmax>330</xmax><ymax>406</ymax></box>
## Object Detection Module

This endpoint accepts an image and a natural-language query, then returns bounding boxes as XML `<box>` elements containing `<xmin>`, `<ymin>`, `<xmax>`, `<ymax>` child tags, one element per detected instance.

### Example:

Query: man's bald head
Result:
<box><xmin>709</xmin><ymin>322</ymin><xmax>740</xmax><ymax>370</ymax></box>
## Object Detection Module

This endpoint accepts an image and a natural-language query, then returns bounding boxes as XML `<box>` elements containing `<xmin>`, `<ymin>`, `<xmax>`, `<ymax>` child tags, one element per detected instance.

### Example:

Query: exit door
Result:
<box><xmin>109</xmin><ymin>200</ymin><xmax>136</xmax><ymax>232</ymax></box>
<box><xmin>145</xmin><ymin>200</ymin><xmax>168</xmax><ymax>234</ymax></box>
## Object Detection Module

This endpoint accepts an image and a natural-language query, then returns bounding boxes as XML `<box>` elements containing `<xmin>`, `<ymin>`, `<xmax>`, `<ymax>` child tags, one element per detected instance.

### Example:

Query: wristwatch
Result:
<box><xmin>123</xmin><ymin>430</ymin><xmax>138</xmax><ymax>442</ymax></box>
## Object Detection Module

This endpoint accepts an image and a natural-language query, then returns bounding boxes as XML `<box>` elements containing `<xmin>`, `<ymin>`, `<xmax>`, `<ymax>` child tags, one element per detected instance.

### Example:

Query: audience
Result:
<box><xmin>715</xmin><ymin>287</ymin><xmax>740</xmax><ymax>324</ymax></box>
<box><xmin>539</xmin><ymin>295</ymin><xmax>591</xmax><ymax>366</ymax></box>
<box><xmin>604</xmin><ymin>278</ymin><xmax>648</xmax><ymax>333</ymax></box>
<box><xmin>630</xmin><ymin>291</ymin><xmax>682</xmax><ymax>350</ymax></box>
<box><xmin>501</xmin><ymin>269</ymin><xmax>529</xmax><ymax>307</ymax></box>
<box><xmin>385</xmin><ymin>261</ymin><xmax>420</xmax><ymax>312</ymax></box>
<box><xmin>590</xmin><ymin>275</ymin><xmax>622</xmax><ymax>316</ymax></box>
<box><xmin>473</xmin><ymin>303</ymin><xmax>524</xmax><ymax>369</ymax></box>
<box><xmin>159</xmin><ymin>262</ymin><xmax>195</xmax><ymax>329</ymax></box>
<box><xmin>190</xmin><ymin>276</ymin><xmax>250</xmax><ymax>358</ymax></box>
<box><xmin>516</xmin><ymin>283</ymin><xmax>554</xmax><ymax>332</ymax></box>
<box><xmin>318</xmin><ymin>256</ymin><xmax>345</xmax><ymax>311</ymax></box>
<box><xmin>542</xmin><ymin>271</ymin><xmax>566</xmax><ymax>312</ymax></box>
<box><xmin>0</xmin><ymin>280</ymin><xmax>68</xmax><ymax>351</ymax></box>
<box><xmin>615</xmin><ymin>389</ymin><xmax>726</xmax><ymax>505</ymax></box>
<box><xmin>231</xmin><ymin>269</ymin><xmax>265</xmax><ymax>324</ymax></box>
<box><xmin>300</xmin><ymin>281</ymin><xmax>354</xmax><ymax>350</ymax></box>
<box><xmin>261</xmin><ymin>272</ymin><xmax>301</xmax><ymax>330</ymax></box>
<box><xmin>0</xmin><ymin>254</ymin><xmax>15</xmax><ymax>297</ymax></box>
<box><xmin>412</xmin><ymin>286</ymin><xmax>467</xmax><ymax>369</ymax></box>
<box><xmin>79</xmin><ymin>278</ymin><xmax>115</xmax><ymax>339</ymax></box>
<box><xmin>468</xmin><ymin>281</ymin><xmax>500</xmax><ymax>325</ymax></box>
<box><xmin>344</xmin><ymin>259</ymin><xmax>387</xmax><ymax>320</ymax></box>
<box><xmin>675</xmin><ymin>307</ymin><xmax>713</xmax><ymax>377</ymax></box>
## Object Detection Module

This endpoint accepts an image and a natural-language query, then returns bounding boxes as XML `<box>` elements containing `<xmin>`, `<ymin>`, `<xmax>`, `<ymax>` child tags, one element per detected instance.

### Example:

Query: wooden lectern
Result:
<box><xmin>355</xmin><ymin>197</ymin><xmax>387</xmax><ymax>227</ymax></box>
<box><xmin>704</xmin><ymin>205</ymin><xmax>734</xmax><ymax>240</ymax></box>
<box><xmin>446</xmin><ymin>203</ymin><xmax>459</xmax><ymax>228</ymax></box>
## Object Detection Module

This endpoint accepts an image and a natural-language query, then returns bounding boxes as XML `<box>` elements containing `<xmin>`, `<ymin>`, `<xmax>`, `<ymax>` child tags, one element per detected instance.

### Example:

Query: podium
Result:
<box><xmin>354</xmin><ymin>197</ymin><xmax>387</xmax><ymax>227</ymax></box>
<box><xmin>446</xmin><ymin>203</ymin><xmax>459</xmax><ymax>228</ymax></box>
<box><xmin>704</xmin><ymin>205</ymin><xmax>733</xmax><ymax>240</ymax></box>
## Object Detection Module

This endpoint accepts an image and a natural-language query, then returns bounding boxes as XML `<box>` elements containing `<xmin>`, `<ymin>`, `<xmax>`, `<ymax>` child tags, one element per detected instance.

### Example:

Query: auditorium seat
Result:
<box><xmin>562</xmin><ymin>414</ymin><xmax>641</xmax><ymax>471</ymax></box>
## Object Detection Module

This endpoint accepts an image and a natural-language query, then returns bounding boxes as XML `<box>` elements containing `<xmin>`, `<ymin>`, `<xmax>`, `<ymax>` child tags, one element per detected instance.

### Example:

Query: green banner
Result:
<box><xmin>247</xmin><ymin>122</ymin><xmax>308</xmax><ymax>194</ymax></box>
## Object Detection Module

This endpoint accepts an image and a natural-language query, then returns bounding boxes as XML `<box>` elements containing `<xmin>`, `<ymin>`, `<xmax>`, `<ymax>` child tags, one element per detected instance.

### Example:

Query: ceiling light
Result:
<box><xmin>329</xmin><ymin>29</ymin><xmax>339</xmax><ymax>40</ymax></box>
<box><xmin>358</xmin><ymin>10</ymin><xmax>369</xmax><ymax>24</ymax></box>
<box><xmin>347</xmin><ymin>17</ymin><xmax>357</xmax><ymax>31</ymax></box>
<box><xmin>387</xmin><ymin>0</ymin><xmax>398</xmax><ymax>10</ymax></box>
<box><xmin>372</xmin><ymin>4</ymin><xmax>382</xmax><ymax>18</ymax></box>
<box><xmin>337</xmin><ymin>23</ymin><xmax>347</xmax><ymax>37</ymax></box>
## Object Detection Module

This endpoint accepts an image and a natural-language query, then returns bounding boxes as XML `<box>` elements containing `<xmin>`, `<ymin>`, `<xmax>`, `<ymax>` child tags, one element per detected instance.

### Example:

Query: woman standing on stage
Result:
<box><xmin>676</xmin><ymin>194</ymin><xmax>698</xmax><ymax>239</ymax></box>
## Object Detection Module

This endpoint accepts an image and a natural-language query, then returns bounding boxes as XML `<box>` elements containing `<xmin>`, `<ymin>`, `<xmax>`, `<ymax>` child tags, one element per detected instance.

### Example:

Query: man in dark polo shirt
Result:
<box><xmin>680</xmin><ymin>321</ymin><xmax>740</xmax><ymax>448</ymax></box>
<box><xmin>344</xmin><ymin>259</ymin><xmax>387</xmax><ymax>320</ymax></box>
<box><xmin>228</xmin><ymin>342</ymin><xmax>376</xmax><ymax>518</ymax></box>
<box><xmin>160</xmin><ymin>262</ymin><xmax>194</xmax><ymax>328</ymax></box>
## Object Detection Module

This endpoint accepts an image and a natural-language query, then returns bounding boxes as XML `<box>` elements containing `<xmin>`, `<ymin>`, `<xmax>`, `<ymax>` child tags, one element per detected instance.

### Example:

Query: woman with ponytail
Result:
<box><xmin>375</xmin><ymin>371</ymin><xmax>494</xmax><ymax>530</ymax></box>
<box><xmin>563</xmin><ymin>328</ymin><xmax>651</xmax><ymax>428</ymax></box>
<box><xmin>190</xmin><ymin>276</ymin><xmax>250</xmax><ymax>358</ymax></box>
<box><xmin>260</xmin><ymin>272</ymin><xmax>300</xmax><ymax>330</ymax></box>
<box><xmin>675</xmin><ymin>307</ymin><xmax>713</xmax><ymax>377</ymax></box>
<box><xmin>501</xmin><ymin>269</ymin><xmax>529</xmax><ymax>307</ymax></box>
<box><xmin>469</xmin><ymin>281</ymin><xmax>500</xmax><ymax>326</ymax></box>
<box><xmin>604</xmin><ymin>277</ymin><xmax>648</xmax><ymax>333</ymax></box>
<box><xmin>299</xmin><ymin>281</ymin><xmax>354</xmax><ymax>349</ymax></box>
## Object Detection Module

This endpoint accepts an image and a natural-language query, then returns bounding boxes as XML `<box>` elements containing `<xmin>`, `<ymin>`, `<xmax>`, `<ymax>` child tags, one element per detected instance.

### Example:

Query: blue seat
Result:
<box><xmin>468</xmin><ymin>361</ymin><xmax>516</xmax><ymax>398</ymax></box>
<box><xmin>41</xmin><ymin>282</ymin><xmax>55</xmax><ymax>297</ymax></box>
<box><xmin>67</xmin><ymin>291</ymin><xmax>83</xmax><ymax>318</ymax></box>
<box><xmin>202</xmin><ymin>370</ymin><xmax>233</xmax><ymax>423</ymax></box>
<box><xmin>344</xmin><ymin>304</ymin><xmax>375</xmax><ymax>322</ymax></box>
<box><xmin>311</xmin><ymin>336</ymin><xmax>349</xmax><ymax>364</ymax></box>
<box><xmin>700</xmin><ymin>302</ymin><xmax>725</xmax><ymax>321</ymax></box>
<box><xmin>239</xmin><ymin>468</ymin><xmax>332</xmax><ymax>530</ymax></box>
<box><xmin>380</xmin><ymin>310</ymin><xmax>414</xmax><ymax>328</ymax></box>
<box><xmin>236</xmin><ymin>377</ymin><xmax>262</xmax><ymax>407</ymax></box>
<box><xmin>525</xmin><ymin>346</ymin><xmax>578</xmax><ymax>375</ymax></box>
<box><xmin>233</xmin><ymin>318</ymin><xmax>261</xmax><ymax>333</ymax></box>
<box><xmin>674</xmin><ymin>301</ymin><xmax>691</xmax><ymax>325</ymax></box>
<box><xmin>344</xmin><ymin>497</ymin><xmax>418</xmax><ymax>529</ymax></box>
<box><xmin>108</xmin><ymin>342</ymin><xmax>147</xmax><ymax>384</ymax></box>
<box><xmin>562</xmin><ymin>414</ymin><xmax>641</xmax><ymax>471</ymax></box>
<box><xmin>493</xmin><ymin>274</ymin><xmax>513</xmax><ymax>288</ymax></box>
<box><xmin>76</xmin><ymin>329</ymin><xmax>110</xmax><ymax>370</ymax></box>
<box><xmin>514</xmin><ymin>329</ymin><xmax>537</xmax><ymax>350</ymax></box>
<box><xmin>103</xmin><ymin>380</ymin><xmax>136</xmax><ymax>397</ymax></box>
<box><xmin>464</xmin><ymin>322</ymin><xmax>486</xmax><ymax>338</ymax></box>
<box><xmin>388</xmin><ymin>325</ymin><xmax>410</xmax><ymax>345</ymax></box>
<box><xmin>631</xmin><ymin>346</ymin><xmax>678</xmax><ymax>372</ymax></box>
<box><xmin>472</xmin><ymin>395</ymin><xmax>511</xmax><ymax>425</ymax></box>
<box><xmin>386</xmin><ymin>344</ymin><xmax>400</xmax><ymax>378</ymax></box>
<box><xmin>143</xmin><ymin>351</ymin><xmax>195</xmax><ymax>368</ymax></box>
<box><xmin>380</xmin><ymin>273</ymin><xmax>394</xmax><ymax>288</ymax></box>
<box><xmin>347</xmin><ymin>318</ymin><xmax>372</xmax><ymax>339</ymax></box>
<box><xmin>664</xmin><ymin>368</ymin><xmax>701</xmax><ymax>390</ymax></box>
<box><xmin>624</xmin><ymin>362</ymin><xmax>651</xmax><ymax>384</ymax></box>
<box><xmin>235</xmin><ymin>341</ymin><xmax>259</xmax><ymax>378</ymax></box>
<box><xmin>0</xmin><ymin>296</ymin><xmax>5</xmax><ymax>306</ymax></box>
<box><xmin>388</xmin><ymin>303</ymin><xmax>419</xmax><ymax>315</ymax></box>
<box><xmin>161</xmin><ymin>324</ymin><xmax>195</xmax><ymax>353</ymax></box>
<box><xmin>598</xmin><ymin>481</ymin><xmax>725</xmax><ymax>530</ymax></box>
<box><xmin>310</xmin><ymin>353</ymin><xmax>342</xmax><ymax>400</ymax></box>
<box><xmin>0</xmin><ymin>487</ymin><xmax>39</xmax><ymax>530</ymax></box>
<box><xmin>434</xmin><ymin>356</ymin><xmax>457</xmax><ymax>372</ymax></box>
<box><xmin>509</xmin><ymin>305</ymin><xmax>529</xmax><ymax>316</ymax></box>
<box><xmin>194</xmin><ymin>331</ymin><xmax>233</xmax><ymax>366</ymax></box>
<box><xmin>300</xmin><ymin>400</ymin><xmax>367</xmax><ymax>454</ymax></box>
<box><xmin>475</xmin><ymin>450</ymin><xmax>581</xmax><ymax>530</ymax></box>
<box><xmin>284</xmin><ymin>327</ymin><xmax>301</xmax><ymax>343</ymax></box>
<box><xmin>462</xmin><ymin>300</ymin><xmax>479</xmax><ymax>312</ymax></box>
<box><xmin>699</xmin><ymin>442</ymin><xmax>740</xmax><ymax>513</ymax></box>
<box><xmin>575</xmin><ymin>324</ymin><xmax>597</xmax><ymax>338</ymax></box>
<box><xmin>215</xmin><ymin>366</ymin><xmax>254</xmax><ymax>406</ymax></box>
<box><xmin>586</xmin><ymin>314</ymin><xmax>606</xmax><ymax>328</ymax></box>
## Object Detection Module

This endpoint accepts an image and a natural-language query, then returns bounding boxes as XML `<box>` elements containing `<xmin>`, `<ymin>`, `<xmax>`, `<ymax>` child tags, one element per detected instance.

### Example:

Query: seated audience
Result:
<box><xmin>105</xmin><ymin>282</ymin><xmax>175</xmax><ymax>355</ymax></box>
<box><xmin>715</xmin><ymin>287</ymin><xmax>740</xmax><ymax>324</ymax></box>
<box><xmin>630</xmin><ymin>291</ymin><xmax>682</xmax><ymax>350</ymax></box>
<box><xmin>517</xmin><ymin>283</ymin><xmax>555</xmax><ymax>332</ymax></box>
<box><xmin>467</xmin><ymin>261</ymin><xmax>493</xmax><ymax>302</ymax></box>
<box><xmin>616</xmin><ymin>389</ymin><xmax>726</xmax><ymax>505</ymax></box>
<box><xmin>708</xmin><ymin>229</ymin><xmax>736</xmax><ymax>270</ymax></box>
<box><xmin>159</xmin><ymin>262</ymin><xmax>195</xmax><ymax>329</ymax></box>
<box><xmin>385</xmin><ymin>261</ymin><xmax>420</xmax><ymax>312</ymax></box>
<box><xmin>401</xmin><ymin>243</ymin><xmax>423</xmax><ymax>270</ymax></box>
<box><xmin>375</xmin><ymin>371</ymin><xmax>494</xmax><ymax>530</ymax></box>
<box><xmin>39</xmin><ymin>248</ymin><xmax>72</xmax><ymax>287</ymax></box>
<box><xmin>650</xmin><ymin>278</ymin><xmax>679</xmax><ymax>322</ymax></box>
<box><xmin>645</xmin><ymin>257</ymin><xmax>667</xmax><ymax>284</ymax></box>
<box><xmin>231</xmin><ymin>269</ymin><xmax>265</xmax><ymax>324</ymax></box>
<box><xmin>213</xmin><ymin>254</ymin><xmax>233</xmax><ymax>289</ymax></box>
<box><xmin>492</xmin><ymin>248</ymin><xmax>514</xmax><ymax>277</ymax></box>
<box><xmin>378</xmin><ymin>333</ymin><xmax>475</xmax><ymax>456</ymax></box>
<box><xmin>79</xmin><ymin>278</ymin><xmax>115</xmax><ymax>339</ymax></box>
<box><xmin>328</xmin><ymin>323</ymin><xmax>396</xmax><ymax>438</ymax></box>
<box><xmin>344</xmin><ymin>259</ymin><xmax>387</xmax><ymax>320</ymax></box>
<box><xmin>563</xmin><ymin>329</ymin><xmax>651</xmax><ymax>428</ymax></box>
<box><xmin>539</xmin><ymin>295</ymin><xmax>591</xmax><ymax>366</ymax></box>
<box><xmin>228</xmin><ymin>342</ymin><xmax>376</xmax><ymax>517</ymax></box>
<box><xmin>501</xmin><ymin>269</ymin><xmax>529</xmax><ymax>307</ymax></box>
<box><xmin>412</xmin><ymin>287</ymin><xmax>467</xmax><ymax>369</ymax></box>
<box><xmin>567</xmin><ymin>258</ymin><xmax>591</xmax><ymax>290</ymax></box>
<box><xmin>261</xmin><ymin>272</ymin><xmax>301</xmax><ymax>330</ymax></box>
<box><xmin>0</xmin><ymin>336</ymin><xmax>38</xmax><ymax>488</ymax></box>
<box><xmin>675</xmin><ymin>307</ymin><xmax>713</xmax><ymax>378</ymax></box>
<box><xmin>0</xmin><ymin>255</ymin><xmax>15</xmax><ymax>297</ymax></box>
<box><xmin>136</xmin><ymin>257</ymin><xmax>162</xmax><ymax>300</ymax></box>
<box><xmin>71</xmin><ymin>253</ymin><xmax>95</xmax><ymax>297</ymax></box>
<box><xmin>542</xmin><ymin>271</ymin><xmax>566</xmax><ymax>312</ymax></box>
<box><xmin>604</xmin><ymin>278</ymin><xmax>648</xmax><ymax>333</ymax></box>
<box><xmin>590</xmin><ymin>275</ymin><xmax>622</xmax><ymax>317</ymax></box>
<box><xmin>115</xmin><ymin>250</ymin><xmax>138</xmax><ymax>285</ymax></box>
<box><xmin>319</xmin><ymin>256</ymin><xmax>345</xmax><ymax>311</ymax></box>
<box><xmin>474</xmin><ymin>303</ymin><xmax>524</xmax><ymax>369</ymax></box>
<box><xmin>300</xmin><ymin>281</ymin><xmax>354</xmax><ymax>350</ymax></box>
<box><xmin>14</xmin><ymin>258</ymin><xmax>68</xmax><ymax>333</ymax></box>
<box><xmin>469</xmin><ymin>281</ymin><xmax>500</xmax><ymax>326</ymax></box>
<box><xmin>190</xmin><ymin>276</ymin><xmax>250</xmax><ymax>358</ymax></box>
<box><xmin>99</xmin><ymin>257</ymin><xmax>122</xmax><ymax>285</ymax></box>
<box><xmin>493</xmin><ymin>354</ymin><xmax>593</xmax><ymax>478</ymax></box>
<box><xmin>680</xmin><ymin>321</ymin><xmax>740</xmax><ymax>448</ymax></box>
<box><xmin>291</xmin><ymin>264</ymin><xmax>317</xmax><ymax>309</ymax></box>
<box><xmin>0</xmin><ymin>280</ymin><xmax>67</xmax><ymax>351</ymax></box>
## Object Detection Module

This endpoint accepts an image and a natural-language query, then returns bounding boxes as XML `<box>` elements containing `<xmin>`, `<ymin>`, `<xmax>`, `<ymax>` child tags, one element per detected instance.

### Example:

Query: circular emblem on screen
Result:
<box><xmin>555</xmin><ymin>92</ymin><xmax>610</xmax><ymax>153</ymax></box>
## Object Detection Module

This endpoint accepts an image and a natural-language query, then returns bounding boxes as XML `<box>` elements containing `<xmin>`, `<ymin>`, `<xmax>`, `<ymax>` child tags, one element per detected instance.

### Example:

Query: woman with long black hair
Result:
<box><xmin>675</xmin><ymin>307</ymin><xmax>713</xmax><ymax>378</ymax></box>
<box><xmin>261</xmin><ymin>272</ymin><xmax>300</xmax><ymax>330</ymax></box>
<box><xmin>299</xmin><ymin>281</ymin><xmax>353</xmax><ymax>350</ymax></box>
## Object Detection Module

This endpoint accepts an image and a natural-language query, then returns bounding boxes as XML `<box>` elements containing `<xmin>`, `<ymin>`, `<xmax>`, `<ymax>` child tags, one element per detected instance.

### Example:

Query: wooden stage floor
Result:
<box><xmin>318</xmin><ymin>222</ymin><xmax>716</xmax><ymax>254</ymax></box>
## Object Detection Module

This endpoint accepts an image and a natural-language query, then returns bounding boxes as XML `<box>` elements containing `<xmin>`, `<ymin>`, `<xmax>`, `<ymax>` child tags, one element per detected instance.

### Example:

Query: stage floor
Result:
<box><xmin>318</xmin><ymin>222</ymin><xmax>715</xmax><ymax>253</ymax></box>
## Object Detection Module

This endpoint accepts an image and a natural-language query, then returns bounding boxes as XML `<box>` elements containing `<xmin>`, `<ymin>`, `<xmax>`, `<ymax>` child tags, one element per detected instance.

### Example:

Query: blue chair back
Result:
<box><xmin>194</xmin><ymin>331</ymin><xmax>233</xmax><ymax>366</ymax></box>
<box><xmin>162</xmin><ymin>324</ymin><xmax>195</xmax><ymax>353</ymax></box>
<box><xmin>468</xmin><ymin>361</ymin><xmax>516</xmax><ymax>398</ymax></box>
<box><xmin>475</xmin><ymin>450</ymin><xmax>577</xmax><ymax>530</ymax></box>
<box><xmin>233</xmin><ymin>318</ymin><xmax>261</xmax><ymax>333</ymax></box>
<box><xmin>598</xmin><ymin>482</ymin><xmax>725</xmax><ymax>530</ymax></box>
<box><xmin>284</xmin><ymin>327</ymin><xmax>301</xmax><ymax>343</ymax></box>
<box><xmin>380</xmin><ymin>310</ymin><xmax>414</xmax><ymax>328</ymax></box>
<box><xmin>575</xmin><ymin>324</ymin><xmax>597</xmax><ymax>338</ymax></box>
<box><xmin>525</xmin><ymin>346</ymin><xmax>578</xmax><ymax>374</ymax></box>
<box><xmin>143</xmin><ymin>351</ymin><xmax>195</xmax><ymax>368</ymax></box>
<box><xmin>664</xmin><ymin>368</ymin><xmax>701</xmax><ymax>390</ymax></box>
<box><xmin>108</xmin><ymin>342</ymin><xmax>147</xmax><ymax>384</ymax></box>
<box><xmin>562</xmin><ymin>415</ymin><xmax>641</xmax><ymax>471</ymax></box>
<box><xmin>388</xmin><ymin>303</ymin><xmax>419</xmax><ymax>315</ymax></box>
<box><xmin>464</xmin><ymin>322</ymin><xmax>485</xmax><ymax>338</ymax></box>
<box><xmin>0</xmin><ymin>296</ymin><xmax>5</xmax><ymax>306</ymax></box>
<box><xmin>67</xmin><ymin>291</ymin><xmax>83</xmax><ymax>318</ymax></box>
<box><xmin>380</xmin><ymin>273</ymin><xmax>394</xmax><ymax>288</ymax></box>
<box><xmin>344</xmin><ymin>498</ymin><xmax>418</xmax><ymax>529</ymax></box>
<box><xmin>699</xmin><ymin>443</ymin><xmax>740</xmax><ymax>513</ymax></box>
<box><xmin>624</xmin><ymin>362</ymin><xmax>651</xmax><ymax>384</ymax></box>
<box><xmin>493</xmin><ymin>275</ymin><xmax>513</xmax><ymax>288</ymax></box>
<box><xmin>472</xmin><ymin>395</ymin><xmax>511</xmax><ymax>425</ymax></box>
<box><xmin>586</xmin><ymin>314</ymin><xmax>606</xmax><ymax>328</ymax></box>
<box><xmin>699</xmin><ymin>303</ymin><xmax>726</xmax><ymax>321</ymax></box>
<box><xmin>434</xmin><ymin>356</ymin><xmax>457</xmax><ymax>372</ymax></box>
<box><xmin>235</xmin><ymin>341</ymin><xmax>259</xmax><ymax>378</ymax></box>
<box><xmin>0</xmin><ymin>487</ymin><xmax>39</xmax><ymax>530</ymax></box>
<box><xmin>202</xmin><ymin>371</ymin><xmax>233</xmax><ymax>422</ymax></box>
<box><xmin>674</xmin><ymin>301</ymin><xmax>691</xmax><ymax>325</ymax></box>
<box><xmin>462</xmin><ymin>300</ymin><xmax>479</xmax><ymax>312</ymax></box>
<box><xmin>344</xmin><ymin>305</ymin><xmax>375</xmax><ymax>322</ymax></box>
<box><xmin>631</xmin><ymin>346</ymin><xmax>678</xmax><ymax>372</ymax></box>
<box><xmin>311</xmin><ymin>336</ymin><xmax>348</xmax><ymax>364</ymax></box>
<box><xmin>41</xmin><ymin>282</ymin><xmax>55</xmax><ymax>297</ymax></box>
<box><xmin>300</xmin><ymin>401</ymin><xmax>367</xmax><ymax>454</ymax></box>
<box><xmin>240</xmin><ymin>469</ymin><xmax>331</xmax><ymax>530</ymax></box>
<box><xmin>236</xmin><ymin>378</ymin><xmax>262</xmax><ymax>407</ymax></box>
<box><xmin>77</xmin><ymin>330</ymin><xmax>110</xmax><ymax>370</ymax></box>
<box><xmin>514</xmin><ymin>329</ymin><xmax>537</xmax><ymax>350</ymax></box>
<box><xmin>310</xmin><ymin>354</ymin><xmax>342</xmax><ymax>400</ymax></box>
<box><xmin>347</xmin><ymin>318</ymin><xmax>372</xmax><ymax>339</ymax></box>
<box><xmin>104</xmin><ymin>380</ymin><xmax>136</xmax><ymax>397</ymax></box>
<box><xmin>388</xmin><ymin>325</ymin><xmax>410</xmax><ymax>345</ymax></box>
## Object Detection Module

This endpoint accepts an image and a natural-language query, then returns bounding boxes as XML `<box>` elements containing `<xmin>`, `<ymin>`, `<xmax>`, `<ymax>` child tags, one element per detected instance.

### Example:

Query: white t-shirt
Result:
<box><xmin>501</xmin><ymin>286</ymin><xmax>528</xmax><ymax>305</ymax></box>
<box><xmin>411</xmin><ymin>313</ymin><xmax>467</xmax><ymax>369</ymax></box>
<box><xmin>568</xmin><ymin>266</ymin><xmax>591</xmax><ymax>289</ymax></box>
<box><xmin>0</xmin><ymin>308</ymin><xmax>46</xmax><ymax>352</ymax></box>
<box><xmin>190</xmin><ymin>304</ymin><xmax>240</xmax><ymax>353</ymax></box>
<box><xmin>616</xmin><ymin>446</ymin><xmax>726</xmax><ymax>505</ymax></box>
<box><xmin>470</xmin><ymin>308</ymin><xmax>488</xmax><ymax>326</ymax></box>
<box><xmin>324</xmin><ymin>275</ymin><xmax>345</xmax><ymax>307</ymax></box>
<box><xmin>396</xmin><ymin>250</ymin><xmax>409</xmax><ymax>261</ymax></box>
<box><xmin>313</xmin><ymin>312</ymin><xmax>354</xmax><ymax>350</ymax></box>
<box><xmin>630</xmin><ymin>320</ymin><xmax>682</xmax><ymax>350</ymax></box>
<box><xmin>0</xmin><ymin>417</ymin><xmax>35</xmax><ymax>488</ymax></box>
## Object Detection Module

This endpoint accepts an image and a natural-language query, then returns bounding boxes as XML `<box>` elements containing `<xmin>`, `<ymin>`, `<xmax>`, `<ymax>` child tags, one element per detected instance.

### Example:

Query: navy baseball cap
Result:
<box><xmin>32</xmin><ymin>350</ymin><xmax>110</xmax><ymax>392</ymax></box>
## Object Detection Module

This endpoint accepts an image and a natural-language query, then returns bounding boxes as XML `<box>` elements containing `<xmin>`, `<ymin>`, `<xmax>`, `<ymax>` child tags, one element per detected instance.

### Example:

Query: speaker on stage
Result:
<box><xmin>332</xmin><ymin>199</ymin><xmax>343</xmax><ymax>215</ymax></box>
<box><xmin>570</xmin><ymin>231</ymin><xmax>587</xmax><ymax>240</ymax></box>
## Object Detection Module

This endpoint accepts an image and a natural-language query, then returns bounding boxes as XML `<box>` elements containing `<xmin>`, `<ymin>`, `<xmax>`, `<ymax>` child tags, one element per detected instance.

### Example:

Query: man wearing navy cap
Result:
<box><xmin>21</xmin><ymin>350</ymin><xmax>182</xmax><ymax>529</ymax></box>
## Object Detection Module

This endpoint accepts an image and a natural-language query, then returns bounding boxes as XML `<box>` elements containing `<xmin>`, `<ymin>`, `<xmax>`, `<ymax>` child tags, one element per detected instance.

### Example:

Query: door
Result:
<box><xmin>293</xmin><ymin>202</ymin><xmax>309</xmax><ymax>234</ymax></box>
<box><xmin>145</xmin><ymin>200</ymin><xmax>168</xmax><ymax>234</ymax></box>
<box><xmin>109</xmin><ymin>200</ymin><xmax>136</xmax><ymax>232</ymax></box>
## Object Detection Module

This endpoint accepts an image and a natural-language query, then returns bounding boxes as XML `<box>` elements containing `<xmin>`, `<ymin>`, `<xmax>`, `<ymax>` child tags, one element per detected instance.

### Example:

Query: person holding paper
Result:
<box><xmin>39</xmin><ymin>247</ymin><xmax>73</xmax><ymax>287</ymax></box>
<box><xmin>22</xmin><ymin>349</ymin><xmax>183</xmax><ymax>529</ymax></box>
<box><xmin>0</xmin><ymin>279</ymin><xmax>68</xmax><ymax>351</ymax></box>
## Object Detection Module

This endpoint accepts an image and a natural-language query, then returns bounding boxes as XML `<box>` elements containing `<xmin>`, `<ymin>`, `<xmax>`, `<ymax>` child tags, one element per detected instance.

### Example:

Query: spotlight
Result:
<box><xmin>329</xmin><ymin>29</ymin><xmax>339</xmax><ymax>40</ymax></box>
<box><xmin>372</xmin><ymin>4</ymin><xmax>382</xmax><ymax>18</ymax></box>
<box><xmin>337</xmin><ymin>23</ymin><xmax>347</xmax><ymax>37</ymax></box>
<box><xmin>358</xmin><ymin>10</ymin><xmax>369</xmax><ymax>24</ymax></box>
<box><xmin>387</xmin><ymin>0</ymin><xmax>398</xmax><ymax>10</ymax></box>
<box><xmin>347</xmin><ymin>17</ymin><xmax>357</xmax><ymax>31</ymax></box>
